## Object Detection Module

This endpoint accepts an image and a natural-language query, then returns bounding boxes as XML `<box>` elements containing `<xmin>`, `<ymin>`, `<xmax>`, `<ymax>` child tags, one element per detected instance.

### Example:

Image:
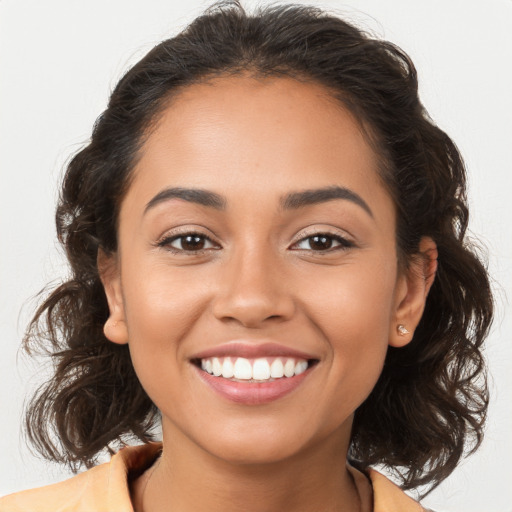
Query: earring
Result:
<box><xmin>397</xmin><ymin>324</ymin><xmax>410</xmax><ymax>336</ymax></box>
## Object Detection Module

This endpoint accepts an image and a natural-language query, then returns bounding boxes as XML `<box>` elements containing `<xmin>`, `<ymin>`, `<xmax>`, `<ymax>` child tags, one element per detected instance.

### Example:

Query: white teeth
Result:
<box><xmin>294</xmin><ymin>360</ymin><xmax>308</xmax><ymax>375</ymax></box>
<box><xmin>221</xmin><ymin>358</ymin><xmax>234</xmax><ymax>378</ymax></box>
<box><xmin>233</xmin><ymin>357</ymin><xmax>253</xmax><ymax>380</ymax></box>
<box><xmin>270</xmin><ymin>358</ymin><xmax>284</xmax><ymax>378</ymax></box>
<box><xmin>200</xmin><ymin>356</ymin><xmax>311</xmax><ymax>381</ymax></box>
<box><xmin>252</xmin><ymin>358</ymin><xmax>271</xmax><ymax>380</ymax></box>
<box><xmin>283</xmin><ymin>358</ymin><xmax>295</xmax><ymax>378</ymax></box>
<box><xmin>212</xmin><ymin>357</ymin><xmax>222</xmax><ymax>377</ymax></box>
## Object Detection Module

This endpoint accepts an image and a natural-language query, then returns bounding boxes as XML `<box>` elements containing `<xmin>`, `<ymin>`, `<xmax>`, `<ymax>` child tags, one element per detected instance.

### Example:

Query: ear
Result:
<box><xmin>97</xmin><ymin>248</ymin><xmax>129</xmax><ymax>345</ymax></box>
<box><xmin>389</xmin><ymin>237</ymin><xmax>438</xmax><ymax>348</ymax></box>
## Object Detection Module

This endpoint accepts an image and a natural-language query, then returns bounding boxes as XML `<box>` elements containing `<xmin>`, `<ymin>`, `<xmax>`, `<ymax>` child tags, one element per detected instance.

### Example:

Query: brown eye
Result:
<box><xmin>309</xmin><ymin>235</ymin><xmax>334</xmax><ymax>250</ymax></box>
<box><xmin>160</xmin><ymin>233</ymin><xmax>217</xmax><ymax>252</ymax></box>
<box><xmin>292</xmin><ymin>233</ymin><xmax>353</xmax><ymax>252</ymax></box>
<box><xmin>179</xmin><ymin>235</ymin><xmax>206</xmax><ymax>251</ymax></box>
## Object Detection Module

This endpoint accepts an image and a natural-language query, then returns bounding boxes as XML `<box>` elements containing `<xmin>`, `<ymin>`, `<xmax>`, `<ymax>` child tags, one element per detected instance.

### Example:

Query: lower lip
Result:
<box><xmin>195</xmin><ymin>366</ymin><xmax>312</xmax><ymax>405</ymax></box>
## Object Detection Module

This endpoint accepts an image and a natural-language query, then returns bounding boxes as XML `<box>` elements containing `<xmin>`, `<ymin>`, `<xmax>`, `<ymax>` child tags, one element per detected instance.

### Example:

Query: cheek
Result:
<box><xmin>120</xmin><ymin>261</ymin><xmax>212</xmax><ymax>382</ymax></box>
<box><xmin>299</xmin><ymin>256</ymin><xmax>397</xmax><ymax>339</ymax></box>
<box><xmin>298</xmin><ymin>261</ymin><xmax>396</xmax><ymax>404</ymax></box>
<box><xmin>123</xmin><ymin>261</ymin><xmax>210</xmax><ymax>330</ymax></box>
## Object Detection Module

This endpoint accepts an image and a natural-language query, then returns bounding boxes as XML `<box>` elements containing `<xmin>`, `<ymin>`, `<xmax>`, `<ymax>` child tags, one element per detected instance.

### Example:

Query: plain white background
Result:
<box><xmin>1</xmin><ymin>1</ymin><xmax>511</xmax><ymax>510</ymax></box>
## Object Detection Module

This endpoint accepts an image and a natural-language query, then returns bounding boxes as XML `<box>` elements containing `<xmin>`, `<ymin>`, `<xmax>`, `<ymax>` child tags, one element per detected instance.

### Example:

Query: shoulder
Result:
<box><xmin>348</xmin><ymin>463</ymin><xmax>430</xmax><ymax>512</ymax></box>
<box><xmin>0</xmin><ymin>443</ymin><xmax>162</xmax><ymax>512</ymax></box>
<box><xmin>367</xmin><ymin>468</ymin><xmax>431</xmax><ymax>512</ymax></box>
<box><xmin>0</xmin><ymin>462</ymin><xmax>113</xmax><ymax>512</ymax></box>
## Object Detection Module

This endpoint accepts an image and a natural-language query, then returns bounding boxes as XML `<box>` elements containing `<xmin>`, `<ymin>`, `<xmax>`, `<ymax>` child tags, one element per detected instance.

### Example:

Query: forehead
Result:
<box><xmin>146</xmin><ymin>75</ymin><xmax>373</xmax><ymax>168</ymax></box>
<box><xmin>127</xmin><ymin>75</ymin><xmax>390</xmax><ymax>216</ymax></box>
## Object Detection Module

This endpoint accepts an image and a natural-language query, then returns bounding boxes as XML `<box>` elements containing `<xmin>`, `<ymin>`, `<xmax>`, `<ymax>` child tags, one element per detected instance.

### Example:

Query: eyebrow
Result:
<box><xmin>281</xmin><ymin>186</ymin><xmax>373</xmax><ymax>217</ymax></box>
<box><xmin>144</xmin><ymin>187</ymin><xmax>226</xmax><ymax>213</ymax></box>
<box><xmin>144</xmin><ymin>185</ymin><xmax>373</xmax><ymax>218</ymax></box>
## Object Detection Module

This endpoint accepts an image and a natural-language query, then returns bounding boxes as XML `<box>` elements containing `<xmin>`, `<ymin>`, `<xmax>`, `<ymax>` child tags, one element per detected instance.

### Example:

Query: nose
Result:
<box><xmin>211</xmin><ymin>245</ymin><xmax>295</xmax><ymax>328</ymax></box>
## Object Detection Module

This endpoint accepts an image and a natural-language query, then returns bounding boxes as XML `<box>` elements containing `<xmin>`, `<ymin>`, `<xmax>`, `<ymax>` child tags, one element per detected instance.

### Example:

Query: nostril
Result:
<box><xmin>210</xmin><ymin>273</ymin><xmax>296</xmax><ymax>327</ymax></box>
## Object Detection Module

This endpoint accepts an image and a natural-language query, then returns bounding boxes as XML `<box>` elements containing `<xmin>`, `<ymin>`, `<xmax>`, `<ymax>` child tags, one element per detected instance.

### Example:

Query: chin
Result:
<box><xmin>191</xmin><ymin>416</ymin><xmax>345</xmax><ymax>467</ymax></box>
<box><xmin>208</xmin><ymin>438</ymin><xmax>306</xmax><ymax>466</ymax></box>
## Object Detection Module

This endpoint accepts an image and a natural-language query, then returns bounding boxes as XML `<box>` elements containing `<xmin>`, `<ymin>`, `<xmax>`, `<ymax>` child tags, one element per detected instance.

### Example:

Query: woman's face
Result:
<box><xmin>102</xmin><ymin>76</ymin><xmax>424</xmax><ymax>464</ymax></box>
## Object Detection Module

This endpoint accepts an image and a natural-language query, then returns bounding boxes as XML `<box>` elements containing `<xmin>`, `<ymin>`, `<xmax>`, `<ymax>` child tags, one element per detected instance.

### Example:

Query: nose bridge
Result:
<box><xmin>212</xmin><ymin>238</ymin><xmax>294</xmax><ymax>326</ymax></box>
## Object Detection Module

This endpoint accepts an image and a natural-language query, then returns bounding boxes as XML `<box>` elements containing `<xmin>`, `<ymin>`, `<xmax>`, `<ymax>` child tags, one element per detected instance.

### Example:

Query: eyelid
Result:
<box><xmin>155</xmin><ymin>224</ymin><xmax>218</xmax><ymax>241</ymax></box>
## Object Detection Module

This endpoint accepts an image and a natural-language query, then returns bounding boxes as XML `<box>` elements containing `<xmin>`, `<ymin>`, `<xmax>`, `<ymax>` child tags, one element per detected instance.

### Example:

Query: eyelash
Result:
<box><xmin>156</xmin><ymin>231</ymin><xmax>354</xmax><ymax>254</ymax></box>
<box><xmin>290</xmin><ymin>232</ymin><xmax>354</xmax><ymax>252</ymax></box>
<box><xmin>156</xmin><ymin>232</ymin><xmax>219</xmax><ymax>254</ymax></box>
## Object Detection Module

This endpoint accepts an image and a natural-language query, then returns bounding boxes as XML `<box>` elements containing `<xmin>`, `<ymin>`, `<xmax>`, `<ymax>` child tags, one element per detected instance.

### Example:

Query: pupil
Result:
<box><xmin>182</xmin><ymin>235</ymin><xmax>204</xmax><ymax>250</ymax></box>
<box><xmin>310</xmin><ymin>235</ymin><xmax>332</xmax><ymax>250</ymax></box>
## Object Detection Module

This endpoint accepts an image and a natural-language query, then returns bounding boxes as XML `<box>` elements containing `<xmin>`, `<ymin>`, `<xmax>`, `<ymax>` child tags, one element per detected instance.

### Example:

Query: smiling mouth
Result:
<box><xmin>192</xmin><ymin>356</ymin><xmax>319</xmax><ymax>382</ymax></box>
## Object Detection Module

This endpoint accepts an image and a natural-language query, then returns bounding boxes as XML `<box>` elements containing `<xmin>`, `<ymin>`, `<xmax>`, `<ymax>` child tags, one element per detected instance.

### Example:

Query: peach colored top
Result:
<box><xmin>0</xmin><ymin>443</ymin><xmax>427</xmax><ymax>512</ymax></box>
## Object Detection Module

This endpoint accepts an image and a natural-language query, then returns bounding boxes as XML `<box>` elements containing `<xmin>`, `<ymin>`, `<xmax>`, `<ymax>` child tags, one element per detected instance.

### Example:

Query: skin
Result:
<box><xmin>100</xmin><ymin>75</ymin><xmax>437</xmax><ymax>512</ymax></box>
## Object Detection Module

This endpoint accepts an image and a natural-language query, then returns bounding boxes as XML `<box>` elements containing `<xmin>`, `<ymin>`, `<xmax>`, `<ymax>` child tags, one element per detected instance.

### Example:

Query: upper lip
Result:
<box><xmin>191</xmin><ymin>342</ymin><xmax>318</xmax><ymax>361</ymax></box>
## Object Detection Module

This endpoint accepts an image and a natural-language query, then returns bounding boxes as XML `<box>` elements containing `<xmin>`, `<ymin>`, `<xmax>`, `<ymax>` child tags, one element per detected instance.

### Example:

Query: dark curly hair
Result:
<box><xmin>23</xmin><ymin>0</ymin><xmax>493</xmax><ymax>494</ymax></box>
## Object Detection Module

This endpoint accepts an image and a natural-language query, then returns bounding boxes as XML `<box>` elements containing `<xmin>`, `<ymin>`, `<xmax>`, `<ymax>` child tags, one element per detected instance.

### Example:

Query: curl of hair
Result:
<box><xmin>24</xmin><ymin>0</ymin><xmax>493</xmax><ymax>491</ymax></box>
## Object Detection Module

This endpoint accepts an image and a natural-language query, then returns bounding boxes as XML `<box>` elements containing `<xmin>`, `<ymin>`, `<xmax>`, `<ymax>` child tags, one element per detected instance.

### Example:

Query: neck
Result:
<box><xmin>138</xmin><ymin>422</ymin><xmax>361</xmax><ymax>512</ymax></box>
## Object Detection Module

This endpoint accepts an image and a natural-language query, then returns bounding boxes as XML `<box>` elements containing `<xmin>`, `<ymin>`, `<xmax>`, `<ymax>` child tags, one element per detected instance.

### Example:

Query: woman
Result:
<box><xmin>0</xmin><ymin>2</ymin><xmax>493</xmax><ymax>511</ymax></box>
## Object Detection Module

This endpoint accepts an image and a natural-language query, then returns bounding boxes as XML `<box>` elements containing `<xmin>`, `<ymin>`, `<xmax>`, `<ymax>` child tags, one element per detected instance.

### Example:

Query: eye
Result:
<box><xmin>158</xmin><ymin>233</ymin><xmax>218</xmax><ymax>252</ymax></box>
<box><xmin>292</xmin><ymin>233</ymin><xmax>353</xmax><ymax>252</ymax></box>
